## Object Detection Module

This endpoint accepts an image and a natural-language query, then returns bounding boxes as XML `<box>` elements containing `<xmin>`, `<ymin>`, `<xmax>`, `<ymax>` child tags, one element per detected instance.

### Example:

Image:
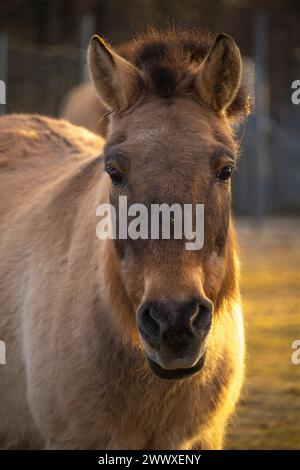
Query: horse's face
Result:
<box><xmin>89</xmin><ymin>32</ymin><xmax>243</xmax><ymax>379</ymax></box>
<box><xmin>103</xmin><ymin>100</ymin><xmax>236</xmax><ymax>378</ymax></box>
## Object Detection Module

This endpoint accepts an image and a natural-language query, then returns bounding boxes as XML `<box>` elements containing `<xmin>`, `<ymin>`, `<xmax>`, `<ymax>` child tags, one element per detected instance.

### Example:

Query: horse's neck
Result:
<box><xmin>98</xmin><ymin>237</ymin><xmax>139</xmax><ymax>345</ymax></box>
<box><xmin>219</xmin><ymin>218</ymin><xmax>240</xmax><ymax>309</ymax></box>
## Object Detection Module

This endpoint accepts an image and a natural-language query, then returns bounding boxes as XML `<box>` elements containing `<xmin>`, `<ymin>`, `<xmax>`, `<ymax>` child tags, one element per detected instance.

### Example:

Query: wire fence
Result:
<box><xmin>234</xmin><ymin>114</ymin><xmax>300</xmax><ymax>216</ymax></box>
<box><xmin>5</xmin><ymin>37</ymin><xmax>82</xmax><ymax>116</ymax></box>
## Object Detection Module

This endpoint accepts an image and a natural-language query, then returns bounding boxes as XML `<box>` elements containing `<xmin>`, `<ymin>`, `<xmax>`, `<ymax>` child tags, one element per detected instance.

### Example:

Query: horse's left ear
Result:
<box><xmin>195</xmin><ymin>33</ymin><xmax>242</xmax><ymax>113</ymax></box>
<box><xmin>88</xmin><ymin>35</ymin><xmax>142</xmax><ymax>111</ymax></box>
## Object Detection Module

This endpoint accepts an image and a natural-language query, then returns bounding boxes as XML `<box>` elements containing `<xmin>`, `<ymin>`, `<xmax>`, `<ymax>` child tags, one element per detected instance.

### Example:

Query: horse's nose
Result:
<box><xmin>137</xmin><ymin>298</ymin><xmax>213</xmax><ymax>348</ymax></box>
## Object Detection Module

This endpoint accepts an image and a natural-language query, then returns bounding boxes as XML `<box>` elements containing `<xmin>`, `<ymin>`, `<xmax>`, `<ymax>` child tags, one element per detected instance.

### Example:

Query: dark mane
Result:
<box><xmin>121</xmin><ymin>28</ymin><xmax>247</xmax><ymax>119</ymax></box>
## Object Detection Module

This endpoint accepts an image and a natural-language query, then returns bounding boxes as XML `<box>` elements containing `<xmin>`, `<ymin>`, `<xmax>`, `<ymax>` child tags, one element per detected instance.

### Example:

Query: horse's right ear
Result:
<box><xmin>195</xmin><ymin>33</ymin><xmax>242</xmax><ymax>114</ymax></box>
<box><xmin>88</xmin><ymin>35</ymin><xmax>142</xmax><ymax>111</ymax></box>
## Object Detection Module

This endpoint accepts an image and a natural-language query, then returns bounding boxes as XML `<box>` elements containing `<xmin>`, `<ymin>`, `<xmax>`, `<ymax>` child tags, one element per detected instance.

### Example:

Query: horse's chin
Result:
<box><xmin>146</xmin><ymin>353</ymin><xmax>206</xmax><ymax>381</ymax></box>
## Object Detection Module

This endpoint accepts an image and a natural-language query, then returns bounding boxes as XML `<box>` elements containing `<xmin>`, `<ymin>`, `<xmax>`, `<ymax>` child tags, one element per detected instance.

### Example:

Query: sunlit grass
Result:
<box><xmin>226</xmin><ymin>219</ymin><xmax>300</xmax><ymax>450</ymax></box>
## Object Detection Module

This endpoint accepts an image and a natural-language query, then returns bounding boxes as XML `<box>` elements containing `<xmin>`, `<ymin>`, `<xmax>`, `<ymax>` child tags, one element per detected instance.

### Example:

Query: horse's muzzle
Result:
<box><xmin>146</xmin><ymin>352</ymin><xmax>206</xmax><ymax>380</ymax></box>
<box><xmin>136</xmin><ymin>297</ymin><xmax>213</xmax><ymax>380</ymax></box>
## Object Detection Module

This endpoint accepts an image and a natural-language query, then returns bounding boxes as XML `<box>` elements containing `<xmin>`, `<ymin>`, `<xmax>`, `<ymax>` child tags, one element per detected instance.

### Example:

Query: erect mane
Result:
<box><xmin>120</xmin><ymin>28</ymin><xmax>247</xmax><ymax>119</ymax></box>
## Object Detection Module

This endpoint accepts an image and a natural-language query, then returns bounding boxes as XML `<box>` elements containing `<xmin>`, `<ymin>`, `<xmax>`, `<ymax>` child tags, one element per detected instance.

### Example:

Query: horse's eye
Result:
<box><xmin>216</xmin><ymin>165</ymin><xmax>234</xmax><ymax>182</ymax></box>
<box><xmin>105</xmin><ymin>165</ymin><xmax>124</xmax><ymax>186</ymax></box>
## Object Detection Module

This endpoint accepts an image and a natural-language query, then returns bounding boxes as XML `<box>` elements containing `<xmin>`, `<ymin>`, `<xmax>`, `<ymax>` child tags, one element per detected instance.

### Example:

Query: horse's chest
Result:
<box><xmin>105</xmin><ymin>379</ymin><xmax>203</xmax><ymax>449</ymax></box>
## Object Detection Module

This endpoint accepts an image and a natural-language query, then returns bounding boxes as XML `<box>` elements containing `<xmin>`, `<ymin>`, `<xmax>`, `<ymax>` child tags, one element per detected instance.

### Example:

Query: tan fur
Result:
<box><xmin>0</xmin><ymin>31</ymin><xmax>245</xmax><ymax>450</ymax></box>
<box><xmin>88</xmin><ymin>35</ymin><xmax>142</xmax><ymax>113</ymax></box>
<box><xmin>60</xmin><ymin>42</ymin><xmax>134</xmax><ymax>137</ymax></box>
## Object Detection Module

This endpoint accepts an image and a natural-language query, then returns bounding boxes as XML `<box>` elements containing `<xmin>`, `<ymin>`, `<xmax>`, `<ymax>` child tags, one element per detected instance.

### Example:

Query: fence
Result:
<box><xmin>234</xmin><ymin>115</ymin><xmax>300</xmax><ymax>216</ymax></box>
<box><xmin>0</xmin><ymin>13</ymin><xmax>95</xmax><ymax>116</ymax></box>
<box><xmin>4</xmin><ymin>37</ymin><xmax>81</xmax><ymax>116</ymax></box>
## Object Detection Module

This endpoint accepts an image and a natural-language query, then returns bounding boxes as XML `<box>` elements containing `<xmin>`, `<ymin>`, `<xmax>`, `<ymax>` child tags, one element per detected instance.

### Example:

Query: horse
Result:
<box><xmin>0</xmin><ymin>28</ymin><xmax>246</xmax><ymax>449</ymax></box>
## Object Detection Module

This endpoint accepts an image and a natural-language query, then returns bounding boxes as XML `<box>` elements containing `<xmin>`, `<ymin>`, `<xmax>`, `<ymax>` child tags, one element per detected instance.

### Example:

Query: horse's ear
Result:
<box><xmin>195</xmin><ymin>33</ymin><xmax>242</xmax><ymax>113</ymax></box>
<box><xmin>88</xmin><ymin>35</ymin><xmax>142</xmax><ymax>111</ymax></box>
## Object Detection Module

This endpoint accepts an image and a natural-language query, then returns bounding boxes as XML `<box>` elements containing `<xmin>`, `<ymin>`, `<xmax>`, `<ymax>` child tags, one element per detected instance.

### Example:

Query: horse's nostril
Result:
<box><xmin>138</xmin><ymin>299</ymin><xmax>212</xmax><ymax>345</ymax></box>
<box><xmin>191</xmin><ymin>304</ymin><xmax>212</xmax><ymax>335</ymax></box>
<box><xmin>141</xmin><ymin>308</ymin><xmax>161</xmax><ymax>338</ymax></box>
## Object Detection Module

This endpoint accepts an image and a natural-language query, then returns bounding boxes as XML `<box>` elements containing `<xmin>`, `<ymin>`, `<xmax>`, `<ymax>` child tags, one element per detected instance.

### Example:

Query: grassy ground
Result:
<box><xmin>226</xmin><ymin>218</ymin><xmax>300</xmax><ymax>450</ymax></box>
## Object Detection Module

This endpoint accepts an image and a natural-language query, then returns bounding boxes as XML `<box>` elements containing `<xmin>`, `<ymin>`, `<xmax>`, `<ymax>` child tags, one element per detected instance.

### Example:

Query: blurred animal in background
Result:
<box><xmin>60</xmin><ymin>81</ymin><xmax>108</xmax><ymax>136</ymax></box>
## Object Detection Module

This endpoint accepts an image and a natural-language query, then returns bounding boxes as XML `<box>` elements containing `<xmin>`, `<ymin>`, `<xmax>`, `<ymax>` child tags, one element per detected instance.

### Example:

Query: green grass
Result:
<box><xmin>226</xmin><ymin>219</ymin><xmax>300</xmax><ymax>450</ymax></box>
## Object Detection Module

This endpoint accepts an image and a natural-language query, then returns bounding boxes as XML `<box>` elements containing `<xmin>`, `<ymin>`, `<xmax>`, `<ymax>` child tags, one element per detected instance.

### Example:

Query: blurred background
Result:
<box><xmin>0</xmin><ymin>0</ymin><xmax>299</xmax><ymax>450</ymax></box>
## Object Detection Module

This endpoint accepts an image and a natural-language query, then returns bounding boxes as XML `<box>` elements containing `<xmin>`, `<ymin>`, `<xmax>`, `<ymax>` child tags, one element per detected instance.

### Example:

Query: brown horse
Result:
<box><xmin>0</xmin><ymin>29</ymin><xmax>246</xmax><ymax>449</ymax></box>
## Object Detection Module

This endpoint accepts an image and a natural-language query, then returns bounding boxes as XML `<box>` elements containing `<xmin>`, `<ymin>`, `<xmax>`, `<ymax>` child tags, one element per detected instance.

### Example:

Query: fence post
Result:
<box><xmin>0</xmin><ymin>31</ymin><xmax>7</xmax><ymax>115</ymax></box>
<box><xmin>253</xmin><ymin>10</ymin><xmax>270</xmax><ymax>224</ymax></box>
<box><xmin>79</xmin><ymin>14</ymin><xmax>96</xmax><ymax>83</ymax></box>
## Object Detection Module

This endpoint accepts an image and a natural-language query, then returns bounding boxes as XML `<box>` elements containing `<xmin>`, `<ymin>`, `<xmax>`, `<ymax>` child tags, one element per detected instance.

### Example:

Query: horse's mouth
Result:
<box><xmin>146</xmin><ymin>353</ymin><xmax>206</xmax><ymax>380</ymax></box>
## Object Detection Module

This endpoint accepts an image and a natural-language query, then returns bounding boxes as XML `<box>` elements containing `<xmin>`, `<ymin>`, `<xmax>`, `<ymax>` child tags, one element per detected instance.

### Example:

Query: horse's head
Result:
<box><xmin>89</xmin><ymin>30</ymin><xmax>245</xmax><ymax>379</ymax></box>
